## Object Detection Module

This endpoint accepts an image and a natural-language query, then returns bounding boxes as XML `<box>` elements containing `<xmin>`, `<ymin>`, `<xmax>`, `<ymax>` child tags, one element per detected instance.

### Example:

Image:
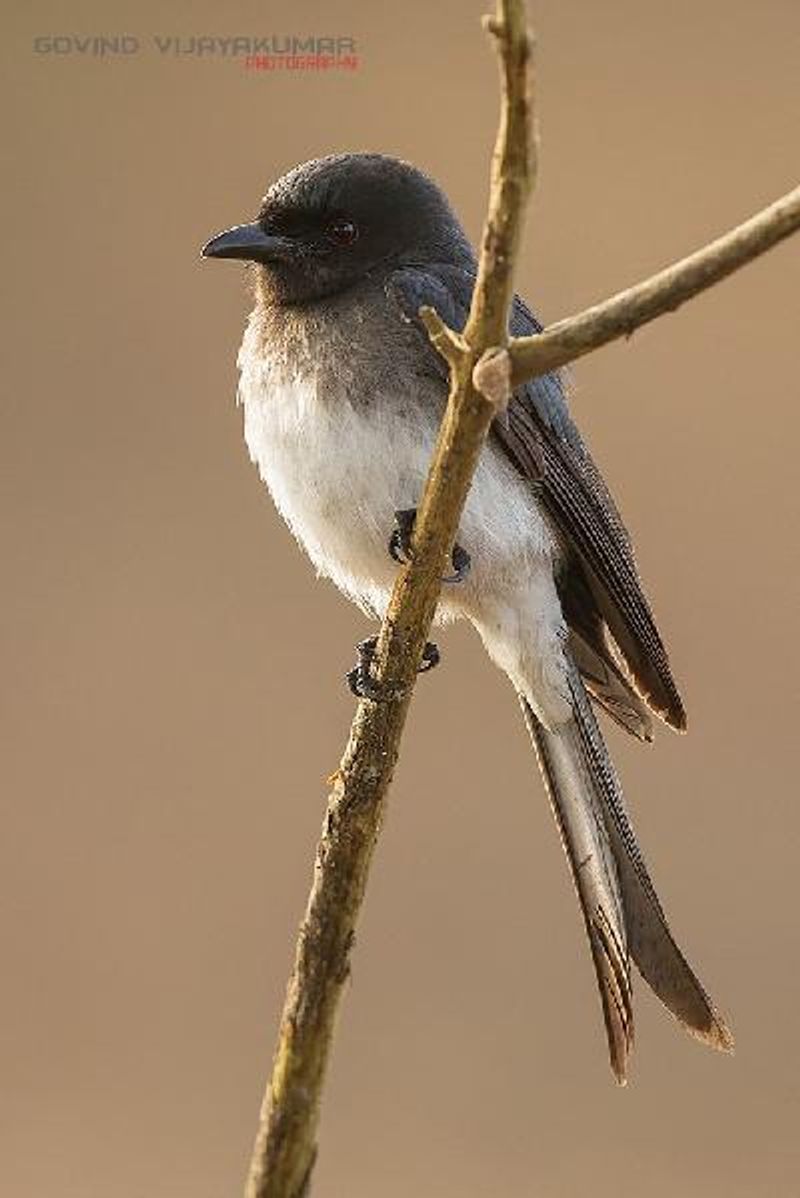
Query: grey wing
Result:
<box><xmin>387</xmin><ymin>267</ymin><xmax>685</xmax><ymax>735</ymax></box>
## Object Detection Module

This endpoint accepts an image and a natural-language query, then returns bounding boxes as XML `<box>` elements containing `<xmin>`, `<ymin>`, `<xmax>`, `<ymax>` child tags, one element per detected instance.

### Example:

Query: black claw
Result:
<box><xmin>388</xmin><ymin>508</ymin><xmax>417</xmax><ymax>565</ymax></box>
<box><xmin>346</xmin><ymin>636</ymin><xmax>385</xmax><ymax>701</ymax></box>
<box><xmin>419</xmin><ymin>641</ymin><xmax>441</xmax><ymax>672</ymax></box>
<box><xmin>443</xmin><ymin>542</ymin><xmax>471</xmax><ymax>584</ymax></box>
<box><xmin>388</xmin><ymin>507</ymin><xmax>471</xmax><ymax>584</ymax></box>
<box><xmin>345</xmin><ymin>635</ymin><xmax>442</xmax><ymax>701</ymax></box>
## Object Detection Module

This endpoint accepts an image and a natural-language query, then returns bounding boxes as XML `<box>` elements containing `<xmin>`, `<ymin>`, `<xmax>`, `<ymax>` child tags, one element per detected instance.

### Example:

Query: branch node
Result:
<box><xmin>418</xmin><ymin>305</ymin><xmax>468</xmax><ymax>368</ymax></box>
<box><xmin>472</xmin><ymin>346</ymin><xmax>512</xmax><ymax>413</ymax></box>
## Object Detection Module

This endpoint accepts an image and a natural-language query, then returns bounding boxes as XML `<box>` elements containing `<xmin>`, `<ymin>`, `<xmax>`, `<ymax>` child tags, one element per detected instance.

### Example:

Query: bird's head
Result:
<box><xmin>201</xmin><ymin>153</ymin><xmax>472</xmax><ymax>306</ymax></box>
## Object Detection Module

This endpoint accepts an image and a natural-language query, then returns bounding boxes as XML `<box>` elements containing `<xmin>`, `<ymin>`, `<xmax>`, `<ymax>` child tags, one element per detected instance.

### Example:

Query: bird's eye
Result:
<box><xmin>326</xmin><ymin>218</ymin><xmax>358</xmax><ymax>246</ymax></box>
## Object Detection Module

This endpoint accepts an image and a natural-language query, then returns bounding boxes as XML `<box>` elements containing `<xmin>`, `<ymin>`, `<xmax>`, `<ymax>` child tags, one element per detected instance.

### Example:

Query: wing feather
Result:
<box><xmin>387</xmin><ymin>265</ymin><xmax>686</xmax><ymax>731</ymax></box>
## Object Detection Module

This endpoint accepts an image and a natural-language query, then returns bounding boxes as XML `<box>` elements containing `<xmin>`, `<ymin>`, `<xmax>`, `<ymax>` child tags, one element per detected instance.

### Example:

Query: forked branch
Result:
<box><xmin>244</xmin><ymin>5</ymin><xmax>536</xmax><ymax>1196</ymax></box>
<box><xmin>243</xmin><ymin>4</ymin><xmax>799</xmax><ymax>1195</ymax></box>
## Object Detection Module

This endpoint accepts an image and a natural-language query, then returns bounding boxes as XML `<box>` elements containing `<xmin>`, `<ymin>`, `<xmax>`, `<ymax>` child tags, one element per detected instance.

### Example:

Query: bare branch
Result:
<box><xmin>418</xmin><ymin>304</ymin><xmax>466</xmax><ymax>368</ymax></box>
<box><xmin>467</xmin><ymin>4</ymin><xmax>536</xmax><ymax>345</ymax></box>
<box><xmin>510</xmin><ymin>183</ymin><xmax>800</xmax><ymax>385</ymax></box>
<box><xmin>243</xmin><ymin>4</ymin><xmax>536</xmax><ymax>1196</ymax></box>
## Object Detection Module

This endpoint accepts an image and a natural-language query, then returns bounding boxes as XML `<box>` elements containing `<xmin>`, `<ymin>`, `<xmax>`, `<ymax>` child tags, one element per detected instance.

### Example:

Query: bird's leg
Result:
<box><xmin>387</xmin><ymin>508</ymin><xmax>471</xmax><ymax>584</ymax></box>
<box><xmin>346</xmin><ymin>634</ymin><xmax>442</xmax><ymax>701</ymax></box>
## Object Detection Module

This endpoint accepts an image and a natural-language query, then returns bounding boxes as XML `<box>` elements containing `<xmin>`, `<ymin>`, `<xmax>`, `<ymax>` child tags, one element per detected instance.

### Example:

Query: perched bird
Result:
<box><xmin>202</xmin><ymin>153</ymin><xmax>732</xmax><ymax>1082</ymax></box>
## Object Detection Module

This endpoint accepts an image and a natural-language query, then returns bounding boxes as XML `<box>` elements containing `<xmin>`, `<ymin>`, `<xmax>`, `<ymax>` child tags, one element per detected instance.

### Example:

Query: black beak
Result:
<box><xmin>201</xmin><ymin>222</ymin><xmax>295</xmax><ymax>264</ymax></box>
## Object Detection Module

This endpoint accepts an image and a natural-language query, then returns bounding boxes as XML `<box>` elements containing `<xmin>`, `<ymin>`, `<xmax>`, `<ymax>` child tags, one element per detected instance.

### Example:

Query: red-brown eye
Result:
<box><xmin>326</xmin><ymin>218</ymin><xmax>358</xmax><ymax>245</ymax></box>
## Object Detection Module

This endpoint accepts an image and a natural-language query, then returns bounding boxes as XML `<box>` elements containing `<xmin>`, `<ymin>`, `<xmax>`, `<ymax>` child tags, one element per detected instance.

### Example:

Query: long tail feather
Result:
<box><xmin>520</xmin><ymin>656</ymin><xmax>733</xmax><ymax>1081</ymax></box>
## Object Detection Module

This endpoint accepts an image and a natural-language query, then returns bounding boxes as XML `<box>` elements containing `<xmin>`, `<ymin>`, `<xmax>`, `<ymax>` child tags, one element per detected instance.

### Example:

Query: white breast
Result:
<box><xmin>236</xmin><ymin>312</ymin><xmax>559</xmax><ymax>630</ymax></box>
<box><xmin>239</xmin><ymin>364</ymin><xmax>432</xmax><ymax>616</ymax></box>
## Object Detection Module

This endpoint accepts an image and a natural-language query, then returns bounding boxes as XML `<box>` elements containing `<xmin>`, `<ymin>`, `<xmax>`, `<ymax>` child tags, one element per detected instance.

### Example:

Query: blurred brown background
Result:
<box><xmin>2</xmin><ymin>1</ymin><xmax>799</xmax><ymax>1195</ymax></box>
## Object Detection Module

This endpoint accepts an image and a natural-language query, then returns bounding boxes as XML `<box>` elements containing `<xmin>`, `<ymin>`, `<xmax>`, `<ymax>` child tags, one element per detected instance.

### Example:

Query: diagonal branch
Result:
<box><xmin>243</xmin><ymin>4</ymin><xmax>536</xmax><ymax>1197</ymax></box>
<box><xmin>509</xmin><ymin>183</ymin><xmax>800</xmax><ymax>385</ymax></box>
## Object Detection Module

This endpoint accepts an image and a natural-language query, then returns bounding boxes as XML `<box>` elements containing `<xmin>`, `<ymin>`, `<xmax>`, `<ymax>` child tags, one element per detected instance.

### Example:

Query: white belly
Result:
<box><xmin>237</xmin><ymin>321</ymin><xmax>570</xmax><ymax>722</ymax></box>
<box><xmin>240</xmin><ymin>361</ymin><xmax>436</xmax><ymax>614</ymax></box>
<box><xmin>241</xmin><ymin>357</ymin><xmax>550</xmax><ymax>599</ymax></box>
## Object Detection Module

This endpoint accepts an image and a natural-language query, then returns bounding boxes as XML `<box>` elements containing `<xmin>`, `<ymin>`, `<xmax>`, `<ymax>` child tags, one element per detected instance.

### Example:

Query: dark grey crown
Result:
<box><xmin>203</xmin><ymin>153</ymin><xmax>474</xmax><ymax>305</ymax></box>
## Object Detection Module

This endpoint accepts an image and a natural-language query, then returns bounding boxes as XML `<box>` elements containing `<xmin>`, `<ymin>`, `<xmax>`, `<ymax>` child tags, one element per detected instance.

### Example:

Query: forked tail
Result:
<box><xmin>520</xmin><ymin>657</ymin><xmax>733</xmax><ymax>1083</ymax></box>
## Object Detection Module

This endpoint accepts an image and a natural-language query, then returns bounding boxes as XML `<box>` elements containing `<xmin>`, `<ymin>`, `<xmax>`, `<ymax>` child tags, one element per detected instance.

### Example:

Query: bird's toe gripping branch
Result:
<box><xmin>388</xmin><ymin>508</ymin><xmax>472</xmax><ymax>584</ymax></box>
<box><xmin>346</xmin><ymin>635</ymin><xmax>441</xmax><ymax>702</ymax></box>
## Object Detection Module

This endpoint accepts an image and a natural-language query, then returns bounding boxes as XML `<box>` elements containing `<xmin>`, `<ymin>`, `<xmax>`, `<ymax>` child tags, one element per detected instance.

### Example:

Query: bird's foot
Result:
<box><xmin>444</xmin><ymin>542</ymin><xmax>472</xmax><ymax>584</ymax></box>
<box><xmin>388</xmin><ymin>508</ymin><xmax>471</xmax><ymax>583</ymax></box>
<box><xmin>346</xmin><ymin>637</ymin><xmax>385</xmax><ymax>701</ymax></box>
<box><xmin>418</xmin><ymin>640</ymin><xmax>441</xmax><ymax>673</ymax></box>
<box><xmin>346</xmin><ymin>635</ymin><xmax>441</xmax><ymax>701</ymax></box>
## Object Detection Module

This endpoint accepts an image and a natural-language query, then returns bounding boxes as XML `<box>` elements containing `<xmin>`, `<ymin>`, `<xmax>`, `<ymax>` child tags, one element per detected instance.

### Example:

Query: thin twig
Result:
<box><xmin>509</xmin><ymin>183</ymin><xmax>800</xmax><ymax>385</ymax></box>
<box><xmin>243</xmin><ymin>4</ymin><xmax>536</xmax><ymax>1196</ymax></box>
